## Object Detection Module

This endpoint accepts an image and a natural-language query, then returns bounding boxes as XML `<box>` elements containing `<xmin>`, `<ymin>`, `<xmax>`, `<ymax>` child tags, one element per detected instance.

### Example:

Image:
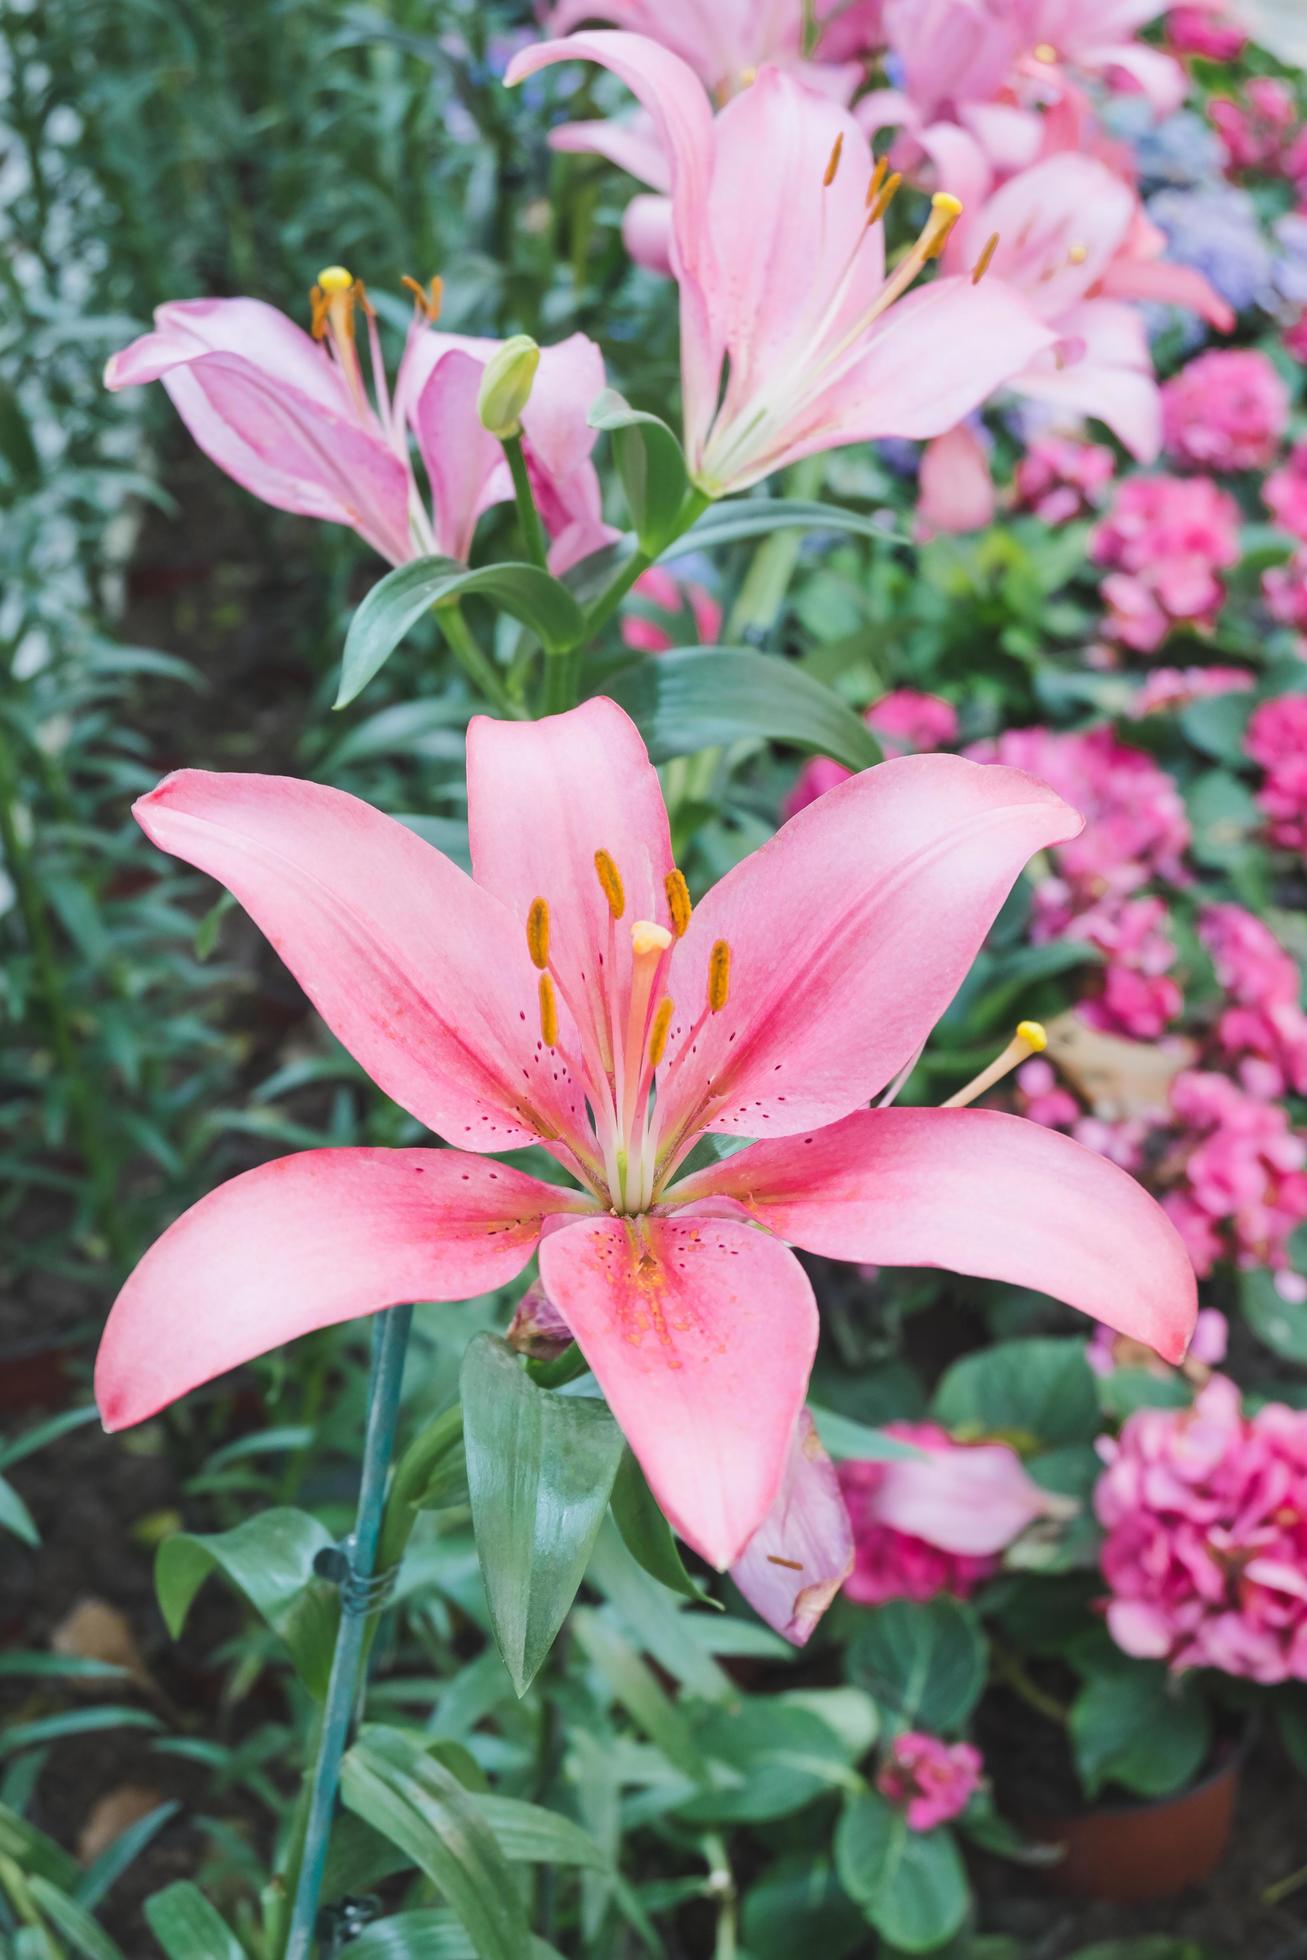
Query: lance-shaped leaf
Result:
<box><xmin>462</xmin><ymin>1333</ymin><xmax>625</xmax><ymax>1695</ymax></box>
<box><xmin>588</xmin><ymin>390</ymin><xmax>689</xmax><ymax>553</ymax></box>
<box><xmin>603</xmin><ymin>647</ymin><xmax>882</xmax><ymax>772</ymax></box>
<box><xmin>143</xmin><ymin>1883</ymin><xmax>247</xmax><ymax>1960</ymax></box>
<box><xmin>609</xmin><ymin>1449</ymin><xmax>719</xmax><ymax>1609</ymax></box>
<box><xmin>154</xmin><ymin>1507</ymin><xmax>338</xmax><ymax>1699</ymax></box>
<box><xmin>336</xmin><ymin>557</ymin><xmax>585</xmax><ymax>707</ymax></box>
<box><xmin>668</xmin><ymin>498</ymin><xmax>907</xmax><ymax>554</ymax></box>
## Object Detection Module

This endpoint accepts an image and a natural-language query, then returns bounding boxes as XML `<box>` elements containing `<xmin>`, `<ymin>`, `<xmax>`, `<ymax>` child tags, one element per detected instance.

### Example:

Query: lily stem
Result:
<box><xmin>503</xmin><ymin>432</ymin><xmax>550</xmax><ymax>570</ymax></box>
<box><xmin>283</xmin><ymin>1303</ymin><xmax>414</xmax><ymax>1960</ymax></box>
<box><xmin>582</xmin><ymin>487</ymin><xmax>713</xmax><ymax>644</ymax></box>
<box><xmin>436</xmin><ymin>599</ymin><xmax>520</xmax><ymax>717</ymax></box>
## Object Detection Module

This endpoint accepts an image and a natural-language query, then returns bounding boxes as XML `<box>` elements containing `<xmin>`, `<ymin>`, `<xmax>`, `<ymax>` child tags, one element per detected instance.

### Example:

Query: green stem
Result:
<box><xmin>0</xmin><ymin>714</ymin><xmax>127</xmax><ymax>1264</ymax></box>
<box><xmin>581</xmin><ymin>488</ymin><xmax>713</xmax><ymax>645</ymax></box>
<box><xmin>543</xmin><ymin>646</ymin><xmax>582</xmax><ymax>716</ymax></box>
<box><xmin>435</xmin><ymin>601</ymin><xmax>520</xmax><ymax>717</ymax></box>
<box><xmin>990</xmin><ymin>1642</ymin><xmax>1069</xmax><ymax>1728</ymax></box>
<box><xmin>282</xmin><ymin>1304</ymin><xmax>414</xmax><ymax>1960</ymax></box>
<box><xmin>503</xmin><ymin>433</ymin><xmax>549</xmax><ymax>569</ymax></box>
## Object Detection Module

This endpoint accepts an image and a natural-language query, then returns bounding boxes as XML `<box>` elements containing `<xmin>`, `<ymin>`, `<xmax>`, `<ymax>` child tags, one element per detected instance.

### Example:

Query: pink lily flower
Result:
<box><xmin>95</xmin><ymin>700</ymin><xmax>1195</xmax><ymax>1572</ymax></box>
<box><xmin>507</xmin><ymin>33</ymin><xmax>1057</xmax><ymax>496</ymax></box>
<box><xmin>105</xmin><ymin>274</ymin><xmax>612</xmax><ymax>574</ymax></box>
<box><xmin>730</xmin><ymin>1411</ymin><xmax>854</xmax><ymax>1646</ymax></box>
<box><xmin>540</xmin><ymin>0</ymin><xmax>866</xmax><ymax>101</ymax></box>
<box><xmin>1012</xmin><ymin>0</ymin><xmax>1186</xmax><ymax>116</ymax></box>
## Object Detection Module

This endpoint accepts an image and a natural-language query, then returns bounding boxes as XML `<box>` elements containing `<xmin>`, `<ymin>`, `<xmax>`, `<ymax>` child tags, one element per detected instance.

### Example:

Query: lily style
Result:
<box><xmin>105</xmin><ymin>276</ymin><xmax>611</xmax><ymax>573</ymax></box>
<box><xmin>507</xmin><ymin>33</ymin><xmax>1057</xmax><ymax>496</ymax></box>
<box><xmin>97</xmin><ymin>699</ymin><xmax>1196</xmax><ymax>1585</ymax></box>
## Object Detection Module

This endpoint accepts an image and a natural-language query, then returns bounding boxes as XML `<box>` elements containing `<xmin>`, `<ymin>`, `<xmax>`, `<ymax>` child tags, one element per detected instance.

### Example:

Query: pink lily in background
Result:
<box><xmin>97</xmin><ymin>699</ymin><xmax>1196</xmax><ymax>1586</ymax></box>
<box><xmin>1012</xmin><ymin>0</ymin><xmax>1186</xmax><ymax>115</ymax></box>
<box><xmin>106</xmin><ymin>274</ymin><xmax>611</xmax><ymax>573</ymax></box>
<box><xmin>540</xmin><ymin>0</ymin><xmax>869</xmax><ymax>100</ymax></box>
<box><xmin>507</xmin><ymin>33</ymin><xmax>1057</xmax><ymax>495</ymax></box>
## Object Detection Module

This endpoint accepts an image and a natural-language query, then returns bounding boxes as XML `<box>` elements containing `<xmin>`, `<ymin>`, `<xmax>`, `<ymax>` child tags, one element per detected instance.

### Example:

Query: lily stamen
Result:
<box><xmin>942</xmin><ymin>1020</ymin><xmax>1047</xmax><ymax>1109</ymax></box>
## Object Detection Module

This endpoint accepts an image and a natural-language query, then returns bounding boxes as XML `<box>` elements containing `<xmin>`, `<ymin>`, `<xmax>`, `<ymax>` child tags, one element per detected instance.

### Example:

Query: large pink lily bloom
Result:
<box><xmin>507</xmin><ymin>33</ymin><xmax>1057</xmax><ymax>496</ymax></box>
<box><xmin>95</xmin><ymin>700</ymin><xmax>1195</xmax><ymax>1572</ymax></box>
<box><xmin>105</xmin><ymin>280</ymin><xmax>611</xmax><ymax>575</ymax></box>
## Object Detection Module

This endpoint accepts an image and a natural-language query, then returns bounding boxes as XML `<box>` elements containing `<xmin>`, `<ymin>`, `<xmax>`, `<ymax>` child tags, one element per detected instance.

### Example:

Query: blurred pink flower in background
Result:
<box><xmin>1093</xmin><ymin>475</ymin><xmax>1240</xmax><ymax>650</ymax></box>
<box><xmin>1164</xmin><ymin>1071</ymin><xmax>1307</xmax><ymax>1274</ymax></box>
<box><xmin>1161</xmin><ymin>348</ymin><xmax>1288</xmax><ymax>472</ymax></box>
<box><xmin>784</xmin><ymin>691</ymin><xmax>959</xmax><ymax>817</ymax></box>
<box><xmin>1097</xmin><ymin>1376</ymin><xmax>1307</xmax><ymax>1682</ymax></box>
<box><xmin>1200</xmin><ymin>903</ymin><xmax>1307</xmax><ymax>1098</ymax></box>
<box><xmin>1286</xmin><ymin>316</ymin><xmax>1307</xmax><ymax>366</ymax></box>
<box><xmin>1015</xmin><ymin>435</ymin><xmax>1116</xmax><ymax>524</ymax></box>
<box><xmin>838</xmin><ymin>1422</ymin><xmax>1062</xmax><ymax>1605</ymax></box>
<box><xmin>1263</xmin><ymin>556</ymin><xmax>1307</xmax><ymax>633</ymax></box>
<box><xmin>620</xmin><ymin>564</ymin><xmax>721</xmax><ymax>652</ymax></box>
<box><xmin>1129</xmin><ymin>665</ymin><xmax>1254</xmax><ymax>715</ymax></box>
<box><xmin>1210</xmin><ymin>76</ymin><xmax>1297</xmax><ymax>174</ymax></box>
<box><xmin>1068</xmin><ymin>894</ymin><xmax>1184</xmax><ymax>1041</ymax></box>
<box><xmin>877</xmin><ymin>1732</ymin><xmax>984</xmax><ymax>1830</ymax></box>
<box><xmin>1264</xmin><ymin>444</ymin><xmax>1307</xmax><ymax>542</ymax></box>
<box><xmin>1246</xmin><ymin>696</ymin><xmax>1307</xmax><ymax>856</ymax></box>
<box><xmin>1166</xmin><ymin>4</ymin><xmax>1246</xmax><ymax>59</ymax></box>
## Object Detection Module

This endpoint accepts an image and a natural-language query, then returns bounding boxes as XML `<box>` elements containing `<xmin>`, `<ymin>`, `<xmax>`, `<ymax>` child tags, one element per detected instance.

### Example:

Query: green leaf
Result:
<box><xmin>672</xmin><ymin>498</ymin><xmax>903</xmax><ymax>554</ymax></box>
<box><xmin>337</xmin><ymin>558</ymin><xmax>584</xmax><ymax>706</ymax></box>
<box><xmin>678</xmin><ymin>1694</ymin><xmax>868</xmax><ymax>1825</ymax></box>
<box><xmin>809</xmin><ymin>1408</ymin><xmax>925</xmax><ymax>1463</ymax></box>
<box><xmin>0</xmin><ymin>1473</ymin><xmax>38</xmax><ymax>1546</ymax></box>
<box><xmin>846</xmin><ymin>1599</ymin><xmax>986</xmax><ymax>1735</ymax></box>
<box><xmin>1</xmin><ymin>1708</ymin><xmax>162</xmax><ymax>1756</ymax></box>
<box><xmin>1069</xmin><ymin>1665</ymin><xmax>1211</xmax><ymax>1800</ymax></box>
<box><xmin>461</xmin><ymin>1334</ymin><xmax>625</xmax><ymax>1695</ymax></box>
<box><xmin>0</xmin><ymin>1803</ymin><xmax>82</xmax><ymax>1891</ymax></box>
<box><xmin>609</xmin><ymin>1450</ymin><xmax>718</xmax><ymax>1608</ymax></box>
<box><xmin>933</xmin><ymin>1338</ymin><xmax>1099</xmax><ymax>1448</ymax></box>
<box><xmin>1178</xmin><ymin>691</ymin><xmax>1256</xmax><ymax>765</ymax></box>
<box><xmin>76</xmin><ymin>1801</ymin><xmax>179</xmax><ymax>1913</ymax></box>
<box><xmin>1241</xmin><ymin>1267</ymin><xmax>1307</xmax><ymax>1362</ymax></box>
<box><xmin>475</xmin><ymin>1796</ymin><xmax>608</xmax><ymax>1870</ymax></box>
<box><xmin>0</xmin><ymin>1405</ymin><xmax>99</xmax><ymax>1472</ymax></box>
<box><xmin>340</xmin><ymin>1727</ymin><xmax>530</xmax><ymax>1960</ymax></box>
<box><xmin>739</xmin><ymin>1854</ymin><xmax>868</xmax><ymax>1960</ymax></box>
<box><xmin>154</xmin><ymin>1508</ymin><xmax>338</xmax><ymax>1698</ymax></box>
<box><xmin>604</xmin><ymin>647</ymin><xmax>882</xmax><ymax>772</ymax></box>
<box><xmin>589</xmin><ymin>391</ymin><xmax>689</xmax><ymax>553</ymax></box>
<box><xmin>143</xmin><ymin>1882</ymin><xmax>247</xmax><ymax>1960</ymax></box>
<box><xmin>347</xmin><ymin>1912</ymin><xmax>563</xmax><ymax>1960</ymax></box>
<box><xmin>835</xmin><ymin>1791</ymin><xmax>969</xmax><ymax>1952</ymax></box>
<box><xmin>25</xmin><ymin>1877</ymin><xmax>128</xmax><ymax>1960</ymax></box>
<box><xmin>571</xmin><ymin>1608</ymin><xmax>710</xmax><ymax>1781</ymax></box>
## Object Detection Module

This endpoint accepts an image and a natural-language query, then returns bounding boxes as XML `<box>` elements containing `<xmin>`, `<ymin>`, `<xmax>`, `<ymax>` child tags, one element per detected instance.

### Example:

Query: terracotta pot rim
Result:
<box><xmin>1035</xmin><ymin>1720</ymin><xmax>1252</xmax><ymax>1827</ymax></box>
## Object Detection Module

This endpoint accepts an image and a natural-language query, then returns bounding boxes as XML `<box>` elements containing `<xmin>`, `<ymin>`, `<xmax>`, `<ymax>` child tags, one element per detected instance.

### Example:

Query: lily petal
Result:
<box><xmin>657</xmin><ymin>753</ymin><xmax>1081</xmax><ymax>1146</ymax></box>
<box><xmin>96</xmin><ymin>1148</ymin><xmax>575</xmax><ymax>1430</ymax></box>
<box><xmin>676</xmin><ymin>1105</ymin><xmax>1197</xmax><ymax>1363</ymax></box>
<box><xmin>731</xmin><ymin>1409</ymin><xmax>854</xmax><ymax>1645</ymax></box>
<box><xmin>135</xmin><ymin>771</ymin><xmax>588</xmax><ymax>1156</ymax></box>
<box><xmin>538</xmin><ymin>1214</ymin><xmax>818</xmax><ymax>1569</ymax></box>
<box><xmin>871</xmin><ymin>1440</ymin><xmax>1066</xmax><ymax>1556</ymax></box>
<box><xmin>1013</xmin><ymin>298</ymin><xmax>1161</xmax><ymax>461</ymax></box>
<box><xmin>409</xmin><ymin>346</ymin><xmax>507</xmax><ymax>563</ymax></box>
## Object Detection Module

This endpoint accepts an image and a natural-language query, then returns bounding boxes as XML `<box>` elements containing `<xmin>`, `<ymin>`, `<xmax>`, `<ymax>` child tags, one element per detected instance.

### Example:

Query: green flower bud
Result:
<box><xmin>477</xmin><ymin>335</ymin><xmax>541</xmax><ymax>439</ymax></box>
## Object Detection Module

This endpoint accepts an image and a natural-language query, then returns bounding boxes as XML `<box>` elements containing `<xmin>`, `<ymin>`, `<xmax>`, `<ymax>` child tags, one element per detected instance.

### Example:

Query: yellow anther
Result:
<box><xmin>1017</xmin><ymin>1019</ymin><xmax>1048</xmax><ymax>1053</ymax></box>
<box><xmin>309</xmin><ymin>286</ymin><xmax>330</xmax><ymax>340</ymax></box>
<box><xmin>922</xmin><ymin>190</ymin><xmax>964</xmax><ymax>261</ymax></box>
<box><xmin>401</xmin><ymin>274</ymin><xmax>443</xmax><ymax>321</ymax></box>
<box><xmin>943</xmin><ymin>1019</ymin><xmax>1050</xmax><ymax>1108</ymax></box>
<box><xmin>317</xmin><ymin>265</ymin><xmax>354</xmax><ymax>293</ymax></box>
<box><xmin>867</xmin><ymin>170</ymin><xmax>903</xmax><ymax>227</ymax></box>
<box><xmin>739</xmin><ymin>64</ymin><xmax>758</xmax><ymax>86</ymax></box>
<box><xmin>1033</xmin><ymin>40</ymin><xmax>1057</xmax><ymax>61</ymax></box>
<box><xmin>866</xmin><ymin>156</ymin><xmax>888</xmax><ymax>208</ymax></box>
<box><xmin>526</xmin><ymin>897</ymin><xmax>550</xmax><ymax>971</ymax></box>
<box><xmin>1067</xmin><ymin>241</ymin><xmax>1089</xmax><ymax>265</ymax></box>
<box><xmin>665</xmin><ymin>868</ymin><xmax>692</xmax><ymax>937</ymax></box>
<box><xmin>708</xmin><ymin>940</ymin><xmax>732</xmax><ymax>1015</ymax></box>
<box><xmin>594</xmin><ymin>849</ymin><xmax>625</xmax><ymax>920</ymax></box>
<box><xmin>538</xmin><ymin>973</ymin><xmax>559</xmax><ymax>1048</ymax></box>
<box><xmin>631</xmin><ymin>920</ymin><xmax>672</xmax><ymax>959</ymax></box>
<box><xmin>823</xmin><ymin>132</ymin><xmax>844</xmax><ymax>189</ymax></box>
<box><xmin>971</xmin><ymin>231</ymin><xmax>1000</xmax><ymax>285</ymax></box>
<box><xmin>648</xmin><ymin>996</ymin><xmax>674</xmax><ymax>1069</ymax></box>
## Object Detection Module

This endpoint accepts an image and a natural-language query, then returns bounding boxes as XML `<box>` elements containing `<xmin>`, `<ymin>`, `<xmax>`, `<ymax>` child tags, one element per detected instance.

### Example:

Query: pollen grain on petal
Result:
<box><xmin>594</xmin><ymin>848</ymin><xmax>626</xmax><ymax>920</ymax></box>
<box><xmin>665</xmin><ymin>868</ymin><xmax>692</xmax><ymax>937</ymax></box>
<box><xmin>538</xmin><ymin>973</ymin><xmax>559</xmax><ymax>1048</ymax></box>
<box><xmin>526</xmin><ymin>896</ymin><xmax>550</xmax><ymax>970</ymax></box>
<box><xmin>708</xmin><ymin>939</ymin><xmax>732</xmax><ymax>1014</ymax></box>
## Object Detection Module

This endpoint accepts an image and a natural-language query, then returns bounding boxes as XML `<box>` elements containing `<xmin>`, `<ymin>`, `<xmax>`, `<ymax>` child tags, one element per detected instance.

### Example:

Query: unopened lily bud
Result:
<box><xmin>477</xmin><ymin>335</ymin><xmax>540</xmax><ymax>438</ymax></box>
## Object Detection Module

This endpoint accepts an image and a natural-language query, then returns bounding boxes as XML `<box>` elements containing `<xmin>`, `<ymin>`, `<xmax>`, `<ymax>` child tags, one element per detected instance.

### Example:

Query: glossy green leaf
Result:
<box><xmin>461</xmin><ymin>1334</ymin><xmax>625</xmax><ymax>1695</ymax></box>
<box><xmin>143</xmin><ymin>1882</ymin><xmax>247</xmax><ymax>1960</ymax></box>
<box><xmin>603</xmin><ymin>647</ymin><xmax>882</xmax><ymax>772</ymax></box>
<box><xmin>1070</xmin><ymin>1665</ymin><xmax>1211</xmax><ymax>1800</ymax></box>
<box><xmin>809</xmin><ymin>1408</ymin><xmax>925</xmax><ymax>1463</ymax></box>
<box><xmin>337</xmin><ymin>557</ymin><xmax>584</xmax><ymax>706</ymax></box>
<box><xmin>340</xmin><ymin>1726</ymin><xmax>530</xmax><ymax>1960</ymax></box>
<box><xmin>678</xmin><ymin>1694</ymin><xmax>866</xmax><ymax>1825</ymax></box>
<box><xmin>609</xmin><ymin>1450</ymin><xmax>718</xmax><ymax>1609</ymax></box>
<box><xmin>1241</xmin><ymin>1266</ymin><xmax>1307</xmax><ymax>1361</ymax></box>
<box><xmin>671</xmin><ymin>497</ymin><xmax>903</xmax><ymax>554</ymax></box>
<box><xmin>348</xmin><ymin>1911</ymin><xmax>563</xmax><ymax>1960</ymax></box>
<box><xmin>835</xmin><ymin>1790</ymin><xmax>968</xmax><ymax>1952</ymax></box>
<box><xmin>154</xmin><ymin>1507</ymin><xmax>338</xmax><ymax>1698</ymax></box>
<box><xmin>475</xmin><ymin>1796</ymin><xmax>608</xmax><ymax>1870</ymax></box>
<box><xmin>932</xmin><ymin>1338</ymin><xmax>1099</xmax><ymax>1449</ymax></box>
<box><xmin>845</xmin><ymin>1599</ymin><xmax>986</xmax><ymax>1735</ymax></box>
<box><xmin>588</xmin><ymin>390</ymin><xmax>689</xmax><ymax>553</ymax></box>
<box><xmin>0</xmin><ymin>1473</ymin><xmax>38</xmax><ymax>1546</ymax></box>
<box><xmin>26</xmin><ymin>1877</ymin><xmax>128</xmax><ymax>1960</ymax></box>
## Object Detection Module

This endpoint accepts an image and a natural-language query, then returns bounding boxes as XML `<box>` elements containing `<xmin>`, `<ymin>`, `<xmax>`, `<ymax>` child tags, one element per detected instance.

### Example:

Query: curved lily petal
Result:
<box><xmin>918</xmin><ymin>423</ymin><xmax>997</xmax><ymax>535</ymax></box>
<box><xmin>106</xmin><ymin>297</ymin><xmax>348</xmax><ymax>411</ymax></box>
<box><xmin>657</xmin><ymin>754</ymin><xmax>1081</xmax><ymax>1148</ymax></box>
<box><xmin>870</xmin><ymin>1440</ymin><xmax>1067</xmax><ymax>1556</ymax></box>
<box><xmin>731</xmin><ymin>1409</ymin><xmax>854</xmax><ymax>1645</ymax></box>
<box><xmin>953</xmin><ymin>156</ymin><xmax>1135</xmax><ymax>322</ymax></box>
<box><xmin>135</xmin><ymin>771</ymin><xmax>588</xmax><ymax>1156</ymax></box>
<box><xmin>548</xmin><ymin>114</ymin><xmax>671</xmax><ymax>193</ymax></box>
<box><xmin>675</xmin><ymin>1105</ymin><xmax>1197</xmax><ymax>1363</ymax></box>
<box><xmin>467</xmin><ymin>699</ymin><xmax>675</xmax><ymax>1104</ymax></box>
<box><xmin>622</xmin><ymin>193</ymin><xmax>676</xmax><ymax>277</ymax></box>
<box><xmin>409</xmin><ymin>347</ymin><xmax>507</xmax><ymax>562</ymax></box>
<box><xmin>96</xmin><ymin>1148</ymin><xmax>577</xmax><ymax>1430</ymax></box>
<box><xmin>538</xmin><ymin>1214</ymin><xmax>818</xmax><ymax>1569</ymax></box>
<box><xmin>1013</xmin><ymin>298</ymin><xmax>1161</xmax><ymax>461</ymax></box>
